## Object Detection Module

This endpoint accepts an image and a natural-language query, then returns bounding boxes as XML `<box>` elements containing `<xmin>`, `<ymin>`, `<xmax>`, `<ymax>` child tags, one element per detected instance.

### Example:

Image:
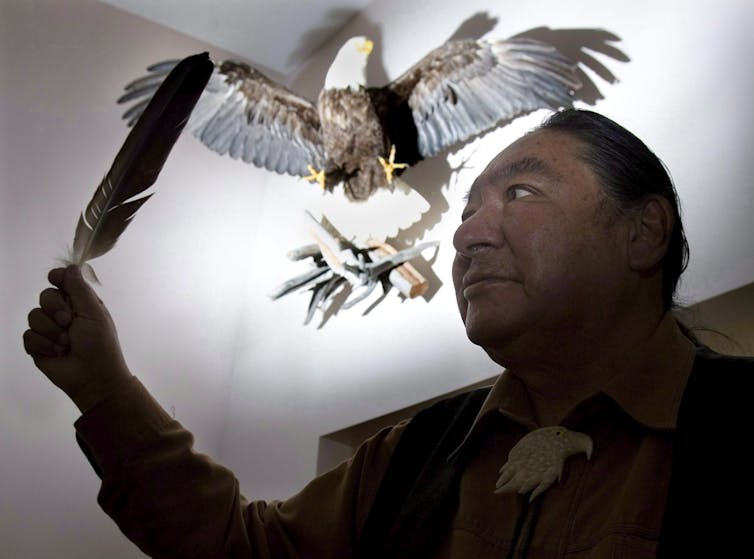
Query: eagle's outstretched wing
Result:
<box><xmin>381</xmin><ymin>37</ymin><xmax>582</xmax><ymax>158</ymax></box>
<box><xmin>118</xmin><ymin>59</ymin><xmax>326</xmax><ymax>177</ymax></box>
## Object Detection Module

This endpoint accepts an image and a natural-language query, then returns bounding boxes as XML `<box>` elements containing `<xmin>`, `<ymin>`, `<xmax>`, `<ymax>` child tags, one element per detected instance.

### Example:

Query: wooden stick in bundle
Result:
<box><xmin>367</xmin><ymin>240</ymin><xmax>429</xmax><ymax>299</ymax></box>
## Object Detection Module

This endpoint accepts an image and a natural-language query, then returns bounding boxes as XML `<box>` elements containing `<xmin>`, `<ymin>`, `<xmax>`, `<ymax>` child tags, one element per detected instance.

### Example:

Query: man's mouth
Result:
<box><xmin>462</xmin><ymin>275</ymin><xmax>518</xmax><ymax>291</ymax></box>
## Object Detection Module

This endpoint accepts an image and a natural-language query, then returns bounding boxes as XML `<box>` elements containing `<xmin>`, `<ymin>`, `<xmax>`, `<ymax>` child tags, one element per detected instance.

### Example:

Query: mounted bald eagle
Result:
<box><xmin>118</xmin><ymin>33</ymin><xmax>585</xmax><ymax>203</ymax></box>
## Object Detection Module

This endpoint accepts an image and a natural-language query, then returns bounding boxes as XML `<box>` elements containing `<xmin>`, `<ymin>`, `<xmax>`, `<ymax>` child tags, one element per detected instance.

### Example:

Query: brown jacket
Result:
<box><xmin>76</xmin><ymin>317</ymin><xmax>707</xmax><ymax>558</ymax></box>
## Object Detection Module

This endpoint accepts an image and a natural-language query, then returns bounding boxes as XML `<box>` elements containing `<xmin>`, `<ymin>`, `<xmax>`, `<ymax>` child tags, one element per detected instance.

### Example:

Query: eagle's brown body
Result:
<box><xmin>318</xmin><ymin>87</ymin><xmax>388</xmax><ymax>201</ymax></box>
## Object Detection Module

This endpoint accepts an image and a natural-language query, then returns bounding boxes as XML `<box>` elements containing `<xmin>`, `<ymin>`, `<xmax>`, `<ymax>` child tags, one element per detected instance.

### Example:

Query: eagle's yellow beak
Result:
<box><xmin>357</xmin><ymin>39</ymin><xmax>374</xmax><ymax>56</ymax></box>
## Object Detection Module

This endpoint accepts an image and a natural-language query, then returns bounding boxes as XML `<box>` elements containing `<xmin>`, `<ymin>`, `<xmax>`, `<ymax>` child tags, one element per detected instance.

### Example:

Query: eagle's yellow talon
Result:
<box><xmin>378</xmin><ymin>145</ymin><xmax>408</xmax><ymax>184</ymax></box>
<box><xmin>303</xmin><ymin>165</ymin><xmax>326</xmax><ymax>190</ymax></box>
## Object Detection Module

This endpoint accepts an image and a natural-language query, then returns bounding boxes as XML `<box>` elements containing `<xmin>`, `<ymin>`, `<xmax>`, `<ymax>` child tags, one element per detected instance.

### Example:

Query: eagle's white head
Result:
<box><xmin>324</xmin><ymin>36</ymin><xmax>374</xmax><ymax>90</ymax></box>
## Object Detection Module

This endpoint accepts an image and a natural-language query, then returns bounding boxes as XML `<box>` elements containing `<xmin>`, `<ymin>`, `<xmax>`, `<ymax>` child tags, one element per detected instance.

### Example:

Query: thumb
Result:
<box><xmin>62</xmin><ymin>265</ymin><xmax>103</xmax><ymax>316</ymax></box>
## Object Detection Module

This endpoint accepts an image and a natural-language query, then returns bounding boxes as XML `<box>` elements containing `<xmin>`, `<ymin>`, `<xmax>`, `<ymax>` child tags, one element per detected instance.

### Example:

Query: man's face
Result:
<box><xmin>452</xmin><ymin>130</ymin><xmax>631</xmax><ymax>360</ymax></box>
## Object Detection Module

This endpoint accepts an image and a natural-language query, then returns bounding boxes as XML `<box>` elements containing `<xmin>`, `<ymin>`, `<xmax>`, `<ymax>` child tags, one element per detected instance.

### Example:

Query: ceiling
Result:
<box><xmin>99</xmin><ymin>0</ymin><xmax>373</xmax><ymax>77</ymax></box>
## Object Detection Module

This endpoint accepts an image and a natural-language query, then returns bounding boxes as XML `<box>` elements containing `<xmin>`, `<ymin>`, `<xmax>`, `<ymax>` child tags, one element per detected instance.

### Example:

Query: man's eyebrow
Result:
<box><xmin>465</xmin><ymin>156</ymin><xmax>560</xmax><ymax>201</ymax></box>
<box><xmin>487</xmin><ymin>156</ymin><xmax>561</xmax><ymax>184</ymax></box>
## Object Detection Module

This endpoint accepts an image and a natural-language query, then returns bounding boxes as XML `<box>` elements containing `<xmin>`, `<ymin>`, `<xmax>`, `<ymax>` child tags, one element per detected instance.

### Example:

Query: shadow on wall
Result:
<box><xmin>286</xmin><ymin>8</ymin><xmax>367</xmax><ymax>72</ymax></box>
<box><xmin>514</xmin><ymin>26</ymin><xmax>630</xmax><ymax>104</ymax></box>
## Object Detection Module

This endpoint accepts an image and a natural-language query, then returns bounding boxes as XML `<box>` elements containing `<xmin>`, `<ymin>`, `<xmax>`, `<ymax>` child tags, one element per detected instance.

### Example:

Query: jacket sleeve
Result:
<box><xmin>74</xmin><ymin>376</ymin><xmax>406</xmax><ymax>559</ymax></box>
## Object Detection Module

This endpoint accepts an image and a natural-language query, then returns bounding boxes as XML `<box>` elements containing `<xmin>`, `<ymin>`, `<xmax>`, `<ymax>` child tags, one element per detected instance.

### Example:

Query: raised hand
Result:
<box><xmin>23</xmin><ymin>265</ymin><xmax>132</xmax><ymax>413</ymax></box>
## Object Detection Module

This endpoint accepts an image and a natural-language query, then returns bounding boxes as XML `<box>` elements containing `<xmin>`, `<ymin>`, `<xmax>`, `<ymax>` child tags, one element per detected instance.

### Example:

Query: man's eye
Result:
<box><xmin>507</xmin><ymin>185</ymin><xmax>534</xmax><ymax>200</ymax></box>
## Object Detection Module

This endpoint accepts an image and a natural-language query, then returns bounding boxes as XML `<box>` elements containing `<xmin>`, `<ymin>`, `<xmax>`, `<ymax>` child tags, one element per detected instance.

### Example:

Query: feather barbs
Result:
<box><xmin>70</xmin><ymin>178</ymin><xmax>154</xmax><ymax>282</ymax></box>
<box><xmin>65</xmin><ymin>52</ymin><xmax>213</xmax><ymax>282</ymax></box>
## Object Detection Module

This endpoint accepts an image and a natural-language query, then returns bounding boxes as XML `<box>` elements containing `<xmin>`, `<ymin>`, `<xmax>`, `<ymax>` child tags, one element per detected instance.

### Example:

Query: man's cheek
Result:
<box><xmin>451</xmin><ymin>257</ymin><xmax>469</xmax><ymax>320</ymax></box>
<box><xmin>451</xmin><ymin>255</ymin><xmax>467</xmax><ymax>289</ymax></box>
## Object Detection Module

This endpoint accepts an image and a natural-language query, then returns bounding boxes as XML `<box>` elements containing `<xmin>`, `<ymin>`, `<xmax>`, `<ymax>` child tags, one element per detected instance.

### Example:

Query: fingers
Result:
<box><xmin>28</xmin><ymin>306</ymin><xmax>66</xmax><ymax>340</ymax></box>
<box><xmin>23</xmin><ymin>328</ymin><xmax>67</xmax><ymax>358</ymax></box>
<box><xmin>24</xmin><ymin>270</ymin><xmax>75</xmax><ymax>359</ymax></box>
<box><xmin>26</xmin><ymin>265</ymin><xmax>107</xmax><ymax>360</ymax></box>
<box><xmin>59</xmin><ymin>265</ymin><xmax>103</xmax><ymax>317</ymax></box>
<box><xmin>48</xmin><ymin>265</ymin><xmax>103</xmax><ymax>318</ymax></box>
<box><xmin>27</xmin><ymin>288</ymin><xmax>72</xmax><ymax>358</ymax></box>
<box><xmin>39</xmin><ymin>287</ymin><xmax>72</xmax><ymax>323</ymax></box>
<box><xmin>48</xmin><ymin>267</ymin><xmax>66</xmax><ymax>287</ymax></box>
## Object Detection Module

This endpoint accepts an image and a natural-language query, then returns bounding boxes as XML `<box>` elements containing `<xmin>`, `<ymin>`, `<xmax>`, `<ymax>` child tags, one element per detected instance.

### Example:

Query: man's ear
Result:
<box><xmin>627</xmin><ymin>195</ymin><xmax>674</xmax><ymax>272</ymax></box>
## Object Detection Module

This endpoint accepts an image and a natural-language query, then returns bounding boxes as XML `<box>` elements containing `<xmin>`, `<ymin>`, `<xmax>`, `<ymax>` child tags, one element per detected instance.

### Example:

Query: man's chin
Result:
<box><xmin>463</xmin><ymin>313</ymin><xmax>529</xmax><ymax>363</ymax></box>
<box><xmin>465</xmin><ymin>320</ymin><xmax>512</xmax><ymax>351</ymax></box>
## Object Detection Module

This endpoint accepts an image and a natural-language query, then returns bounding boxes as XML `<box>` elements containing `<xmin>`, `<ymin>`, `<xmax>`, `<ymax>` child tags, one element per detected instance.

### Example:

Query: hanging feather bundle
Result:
<box><xmin>66</xmin><ymin>52</ymin><xmax>213</xmax><ymax>281</ymax></box>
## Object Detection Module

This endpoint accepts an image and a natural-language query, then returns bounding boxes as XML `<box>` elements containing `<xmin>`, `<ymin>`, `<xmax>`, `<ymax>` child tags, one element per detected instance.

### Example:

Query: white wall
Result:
<box><xmin>0</xmin><ymin>0</ymin><xmax>268</xmax><ymax>556</ymax></box>
<box><xmin>2</xmin><ymin>0</ymin><xmax>753</xmax><ymax>557</ymax></box>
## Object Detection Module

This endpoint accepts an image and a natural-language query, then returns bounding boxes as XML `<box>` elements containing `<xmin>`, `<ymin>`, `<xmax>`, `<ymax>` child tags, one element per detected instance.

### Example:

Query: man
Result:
<box><xmin>24</xmin><ymin>109</ymin><xmax>753</xmax><ymax>557</ymax></box>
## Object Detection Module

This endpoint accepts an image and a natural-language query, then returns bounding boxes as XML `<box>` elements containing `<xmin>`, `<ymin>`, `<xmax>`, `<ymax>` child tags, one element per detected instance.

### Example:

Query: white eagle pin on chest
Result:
<box><xmin>495</xmin><ymin>426</ymin><xmax>593</xmax><ymax>502</ymax></box>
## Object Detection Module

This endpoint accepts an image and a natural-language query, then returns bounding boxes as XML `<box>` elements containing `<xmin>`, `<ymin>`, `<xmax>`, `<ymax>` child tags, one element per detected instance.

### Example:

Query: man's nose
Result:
<box><xmin>453</xmin><ymin>207</ymin><xmax>499</xmax><ymax>257</ymax></box>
